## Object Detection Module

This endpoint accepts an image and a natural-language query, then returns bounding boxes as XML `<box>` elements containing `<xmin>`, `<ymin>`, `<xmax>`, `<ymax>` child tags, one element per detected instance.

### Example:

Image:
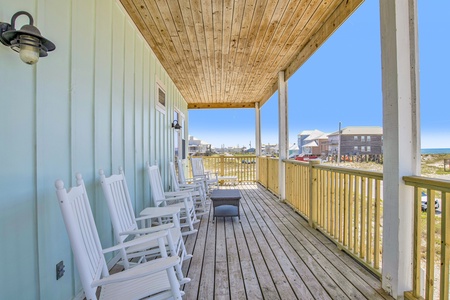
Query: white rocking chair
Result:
<box><xmin>190</xmin><ymin>157</ymin><xmax>219</xmax><ymax>193</ymax></box>
<box><xmin>55</xmin><ymin>173</ymin><xmax>183</xmax><ymax>300</ymax></box>
<box><xmin>169</xmin><ymin>162</ymin><xmax>208</xmax><ymax>216</ymax></box>
<box><xmin>146</xmin><ymin>162</ymin><xmax>199</xmax><ymax>235</ymax></box>
<box><xmin>177</xmin><ymin>159</ymin><xmax>204</xmax><ymax>188</ymax></box>
<box><xmin>99</xmin><ymin>168</ymin><xmax>191</xmax><ymax>284</ymax></box>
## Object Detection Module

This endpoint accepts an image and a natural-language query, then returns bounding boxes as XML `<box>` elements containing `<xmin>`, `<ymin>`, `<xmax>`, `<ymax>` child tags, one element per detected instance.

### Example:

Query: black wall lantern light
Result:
<box><xmin>172</xmin><ymin>120</ymin><xmax>182</xmax><ymax>130</ymax></box>
<box><xmin>0</xmin><ymin>11</ymin><xmax>55</xmax><ymax>65</ymax></box>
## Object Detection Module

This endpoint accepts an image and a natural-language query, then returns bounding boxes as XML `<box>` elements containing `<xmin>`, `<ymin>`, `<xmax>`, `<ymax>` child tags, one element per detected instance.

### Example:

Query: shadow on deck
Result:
<box><xmin>181</xmin><ymin>183</ymin><xmax>393</xmax><ymax>300</ymax></box>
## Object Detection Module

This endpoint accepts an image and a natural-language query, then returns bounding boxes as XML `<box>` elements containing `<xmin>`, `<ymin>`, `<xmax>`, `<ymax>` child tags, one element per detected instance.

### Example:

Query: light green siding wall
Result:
<box><xmin>0</xmin><ymin>0</ymin><xmax>188</xmax><ymax>299</ymax></box>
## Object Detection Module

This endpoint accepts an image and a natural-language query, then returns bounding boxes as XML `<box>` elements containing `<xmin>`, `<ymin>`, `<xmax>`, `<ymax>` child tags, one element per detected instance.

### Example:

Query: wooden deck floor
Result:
<box><xmin>181</xmin><ymin>183</ymin><xmax>392</xmax><ymax>300</ymax></box>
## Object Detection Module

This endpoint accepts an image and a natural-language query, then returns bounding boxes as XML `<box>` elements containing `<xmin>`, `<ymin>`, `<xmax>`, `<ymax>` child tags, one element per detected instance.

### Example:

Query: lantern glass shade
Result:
<box><xmin>17</xmin><ymin>35</ymin><xmax>40</xmax><ymax>64</ymax></box>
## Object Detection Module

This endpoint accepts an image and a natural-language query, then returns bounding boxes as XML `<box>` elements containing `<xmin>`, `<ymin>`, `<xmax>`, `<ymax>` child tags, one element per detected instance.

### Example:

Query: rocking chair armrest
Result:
<box><xmin>193</xmin><ymin>174</ymin><xmax>207</xmax><ymax>180</ymax></box>
<box><xmin>133</xmin><ymin>213</ymin><xmax>161</xmax><ymax>222</ymax></box>
<box><xmin>185</xmin><ymin>177</ymin><xmax>204</xmax><ymax>183</ymax></box>
<box><xmin>178</xmin><ymin>186</ymin><xmax>196</xmax><ymax>191</ymax></box>
<box><xmin>134</xmin><ymin>214</ymin><xmax>176</xmax><ymax>223</ymax></box>
<box><xmin>92</xmin><ymin>256</ymin><xmax>180</xmax><ymax>287</ymax></box>
<box><xmin>164</xmin><ymin>191</ymin><xmax>191</xmax><ymax>198</ymax></box>
<box><xmin>180</xmin><ymin>181</ymin><xmax>201</xmax><ymax>186</ymax></box>
<box><xmin>206</xmin><ymin>171</ymin><xmax>218</xmax><ymax>179</ymax></box>
<box><xmin>119</xmin><ymin>223</ymin><xmax>174</xmax><ymax>236</ymax></box>
<box><xmin>102</xmin><ymin>230</ymin><xmax>169</xmax><ymax>254</ymax></box>
<box><xmin>158</xmin><ymin>195</ymin><xmax>190</xmax><ymax>204</ymax></box>
<box><xmin>179</xmin><ymin>183</ymin><xmax>202</xmax><ymax>189</ymax></box>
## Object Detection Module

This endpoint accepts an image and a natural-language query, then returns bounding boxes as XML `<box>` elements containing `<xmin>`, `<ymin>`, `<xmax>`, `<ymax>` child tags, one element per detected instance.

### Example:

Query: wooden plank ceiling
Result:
<box><xmin>120</xmin><ymin>0</ymin><xmax>363</xmax><ymax>109</ymax></box>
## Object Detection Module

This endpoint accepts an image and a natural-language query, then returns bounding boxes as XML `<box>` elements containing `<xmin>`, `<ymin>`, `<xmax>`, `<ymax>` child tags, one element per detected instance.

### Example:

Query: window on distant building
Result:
<box><xmin>361</xmin><ymin>146</ymin><xmax>366</xmax><ymax>152</ymax></box>
<box><xmin>367</xmin><ymin>146</ymin><xmax>371</xmax><ymax>152</ymax></box>
<box><xmin>367</xmin><ymin>136</ymin><xmax>371</xmax><ymax>142</ymax></box>
<box><xmin>361</xmin><ymin>136</ymin><xmax>365</xmax><ymax>142</ymax></box>
<box><xmin>354</xmin><ymin>136</ymin><xmax>358</xmax><ymax>141</ymax></box>
<box><xmin>354</xmin><ymin>146</ymin><xmax>358</xmax><ymax>152</ymax></box>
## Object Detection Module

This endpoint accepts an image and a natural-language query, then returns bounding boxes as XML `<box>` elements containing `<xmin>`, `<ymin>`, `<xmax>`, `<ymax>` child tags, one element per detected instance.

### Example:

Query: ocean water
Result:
<box><xmin>421</xmin><ymin>148</ymin><xmax>450</xmax><ymax>154</ymax></box>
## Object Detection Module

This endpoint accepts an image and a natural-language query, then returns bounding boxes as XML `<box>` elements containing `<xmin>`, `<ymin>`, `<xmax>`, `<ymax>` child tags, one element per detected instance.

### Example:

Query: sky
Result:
<box><xmin>188</xmin><ymin>1</ymin><xmax>450</xmax><ymax>149</ymax></box>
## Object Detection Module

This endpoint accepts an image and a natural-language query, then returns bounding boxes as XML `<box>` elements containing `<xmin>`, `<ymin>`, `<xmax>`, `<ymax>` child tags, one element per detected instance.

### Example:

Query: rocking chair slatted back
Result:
<box><xmin>55</xmin><ymin>174</ymin><xmax>107</xmax><ymax>300</ymax></box>
<box><xmin>169</xmin><ymin>161</ymin><xmax>181</xmax><ymax>191</ymax></box>
<box><xmin>190</xmin><ymin>157</ymin><xmax>205</xmax><ymax>179</ymax></box>
<box><xmin>146</xmin><ymin>162</ymin><xmax>167</xmax><ymax>207</ymax></box>
<box><xmin>99</xmin><ymin>168</ymin><xmax>137</xmax><ymax>244</ymax></box>
<box><xmin>177</xmin><ymin>159</ymin><xmax>186</xmax><ymax>184</ymax></box>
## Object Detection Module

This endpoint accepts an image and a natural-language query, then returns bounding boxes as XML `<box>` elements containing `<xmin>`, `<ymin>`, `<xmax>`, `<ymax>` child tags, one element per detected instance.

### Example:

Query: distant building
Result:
<box><xmin>298</xmin><ymin>130</ymin><xmax>329</xmax><ymax>156</ymax></box>
<box><xmin>262</xmin><ymin>143</ymin><xmax>278</xmax><ymax>156</ymax></box>
<box><xmin>289</xmin><ymin>143</ymin><xmax>299</xmax><ymax>157</ymax></box>
<box><xmin>328</xmin><ymin>126</ymin><xmax>383</xmax><ymax>155</ymax></box>
<box><xmin>188</xmin><ymin>136</ymin><xmax>211</xmax><ymax>155</ymax></box>
<box><xmin>298</xmin><ymin>130</ymin><xmax>324</xmax><ymax>153</ymax></box>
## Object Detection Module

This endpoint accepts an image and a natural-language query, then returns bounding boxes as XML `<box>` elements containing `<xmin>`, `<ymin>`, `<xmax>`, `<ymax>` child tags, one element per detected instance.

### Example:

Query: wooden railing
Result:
<box><xmin>285</xmin><ymin>160</ymin><xmax>310</xmax><ymax>218</ymax></box>
<box><xmin>283</xmin><ymin>159</ymin><xmax>383</xmax><ymax>276</ymax></box>
<box><xmin>192</xmin><ymin>156</ymin><xmax>450</xmax><ymax>300</ymax></box>
<box><xmin>260</xmin><ymin>158</ymin><xmax>450</xmax><ymax>298</ymax></box>
<box><xmin>257</xmin><ymin>156</ymin><xmax>279</xmax><ymax>194</ymax></box>
<box><xmin>191</xmin><ymin>155</ymin><xmax>257</xmax><ymax>183</ymax></box>
<box><xmin>403</xmin><ymin>176</ymin><xmax>450</xmax><ymax>300</ymax></box>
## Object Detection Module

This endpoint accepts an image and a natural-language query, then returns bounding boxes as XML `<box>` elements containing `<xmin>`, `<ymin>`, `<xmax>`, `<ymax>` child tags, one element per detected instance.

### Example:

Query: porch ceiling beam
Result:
<box><xmin>188</xmin><ymin>103</ymin><xmax>256</xmax><ymax>109</ymax></box>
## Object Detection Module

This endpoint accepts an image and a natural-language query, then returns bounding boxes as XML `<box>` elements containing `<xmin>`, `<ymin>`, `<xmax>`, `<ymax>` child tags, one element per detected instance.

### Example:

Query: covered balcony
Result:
<box><xmin>0</xmin><ymin>0</ymin><xmax>448</xmax><ymax>299</ymax></box>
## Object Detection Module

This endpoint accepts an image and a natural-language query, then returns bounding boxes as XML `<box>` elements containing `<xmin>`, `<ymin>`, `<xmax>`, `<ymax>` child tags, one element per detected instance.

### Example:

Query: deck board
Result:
<box><xmin>180</xmin><ymin>183</ymin><xmax>392</xmax><ymax>300</ymax></box>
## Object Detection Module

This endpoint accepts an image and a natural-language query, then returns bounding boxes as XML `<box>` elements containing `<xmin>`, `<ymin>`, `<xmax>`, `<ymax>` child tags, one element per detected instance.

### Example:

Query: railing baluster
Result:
<box><xmin>339</xmin><ymin>173</ymin><xmax>345</xmax><ymax>243</ymax></box>
<box><xmin>374</xmin><ymin>179</ymin><xmax>381</xmax><ymax>270</ymax></box>
<box><xmin>343</xmin><ymin>173</ymin><xmax>349</xmax><ymax>247</ymax></box>
<box><xmin>309</xmin><ymin>160</ymin><xmax>320</xmax><ymax>227</ymax></box>
<box><xmin>320</xmin><ymin>170</ymin><xmax>324</xmax><ymax>228</ymax></box>
<box><xmin>329</xmin><ymin>170</ymin><xmax>332</xmax><ymax>231</ymax></box>
<box><xmin>354</xmin><ymin>177</ymin><xmax>360</xmax><ymax>255</ymax></box>
<box><xmin>441</xmin><ymin>192</ymin><xmax>449</xmax><ymax>300</ymax></box>
<box><xmin>331</xmin><ymin>171</ymin><xmax>335</xmax><ymax>237</ymax></box>
<box><xmin>426</xmin><ymin>189</ymin><xmax>436</xmax><ymax>299</ymax></box>
<box><xmin>412</xmin><ymin>186</ymin><xmax>421</xmax><ymax>297</ymax></box>
<box><xmin>360</xmin><ymin>177</ymin><xmax>366</xmax><ymax>259</ymax></box>
<box><xmin>349</xmin><ymin>174</ymin><xmax>354</xmax><ymax>251</ymax></box>
<box><xmin>366</xmin><ymin>179</ymin><xmax>373</xmax><ymax>265</ymax></box>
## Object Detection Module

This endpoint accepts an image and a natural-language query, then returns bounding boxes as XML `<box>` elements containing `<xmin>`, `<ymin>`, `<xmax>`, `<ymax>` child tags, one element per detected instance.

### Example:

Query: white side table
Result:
<box><xmin>139</xmin><ymin>206</ymin><xmax>181</xmax><ymax>229</ymax></box>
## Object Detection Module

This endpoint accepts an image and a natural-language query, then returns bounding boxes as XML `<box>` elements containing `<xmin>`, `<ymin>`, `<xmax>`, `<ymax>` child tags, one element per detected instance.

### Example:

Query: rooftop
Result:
<box><xmin>329</xmin><ymin>126</ymin><xmax>383</xmax><ymax>136</ymax></box>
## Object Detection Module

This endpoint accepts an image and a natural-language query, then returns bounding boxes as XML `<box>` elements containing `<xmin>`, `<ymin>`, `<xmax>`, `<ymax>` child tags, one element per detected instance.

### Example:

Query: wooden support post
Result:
<box><xmin>255</xmin><ymin>102</ymin><xmax>261</xmax><ymax>181</ymax></box>
<box><xmin>278</xmin><ymin>71</ymin><xmax>288</xmax><ymax>200</ymax></box>
<box><xmin>380</xmin><ymin>0</ymin><xmax>420</xmax><ymax>297</ymax></box>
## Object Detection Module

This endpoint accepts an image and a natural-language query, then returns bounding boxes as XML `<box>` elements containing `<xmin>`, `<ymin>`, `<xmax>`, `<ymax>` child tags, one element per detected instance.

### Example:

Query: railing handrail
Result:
<box><xmin>404</xmin><ymin>175</ymin><xmax>450</xmax><ymax>192</ymax></box>
<box><xmin>283</xmin><ymin>159</ymin><xmax>383</xmax><ymax>179</ymax></box>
